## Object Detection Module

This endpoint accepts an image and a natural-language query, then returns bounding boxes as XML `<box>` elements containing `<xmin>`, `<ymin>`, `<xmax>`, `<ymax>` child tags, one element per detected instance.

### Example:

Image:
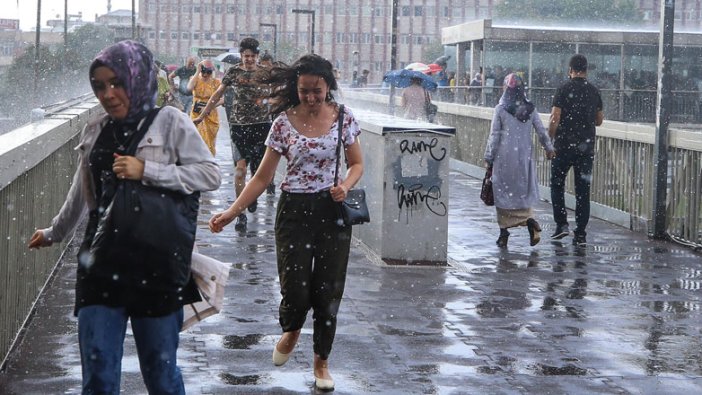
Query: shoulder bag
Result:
<box><xmin>480</xmin><ymin>166</ymin><xmax>495</xmax><ymax>206</ymax></box>
<box><xmin>90</xmin><ymin>108</ymin><xmax>200</xmax><ymax>290</ymax></box>
<box><xmin>334</xmin><ymin>105</ymin><xmax>370</xmax><ymax>226</ymax></box>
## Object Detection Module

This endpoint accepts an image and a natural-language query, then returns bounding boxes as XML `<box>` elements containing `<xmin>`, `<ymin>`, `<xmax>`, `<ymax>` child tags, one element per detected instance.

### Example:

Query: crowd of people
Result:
<box><xmin>28</xmin><ymin>38</ymin><xmax>364</xmax><ymax>393</ymax></box>
<box><xmin>25</xmin><ymin>36</ymin><xmax>606</xmax><ymax>393</ymax></box>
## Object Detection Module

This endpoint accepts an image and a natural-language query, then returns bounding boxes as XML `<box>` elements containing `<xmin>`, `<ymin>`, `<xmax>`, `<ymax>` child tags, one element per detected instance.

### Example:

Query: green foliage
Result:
<box><xmin>495</xmin><ymin>0</ymin><xmax>643</xmax><ymax>24</ymax></box>
<box><xmin>0</xmin><ymin>24</ymin><xmax>115</xmax><ymax>130</ymax></box>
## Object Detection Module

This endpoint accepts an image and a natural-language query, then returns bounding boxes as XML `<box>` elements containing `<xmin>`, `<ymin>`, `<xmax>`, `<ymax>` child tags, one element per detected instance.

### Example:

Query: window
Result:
<box><xmin>182</xmin><ymin>32</ymin><xmax>189</xmax><ymax>39</ymax></box>
<box><xmin>171</xmin><ymin>32</ymin><xmax>178</xmax><ymax>39</ymax></box>
<box><xmin>414</xmin><ymin>6</ymin><xmax>423</xmax><ymax>17</ymax></box>
<box><xmin>401</xmin><ymin>6</ymin><xmax>411</xmax><ymax>16</ymax></box>
<box><xmin>149</xmin><ymin>31</ymin><xmax>156</xmax><ymax>39</ymax></box>
<box><xmin>227</xmin><ymin>33</ymin><xmax>236</xmax><ymax>41</ymax></box>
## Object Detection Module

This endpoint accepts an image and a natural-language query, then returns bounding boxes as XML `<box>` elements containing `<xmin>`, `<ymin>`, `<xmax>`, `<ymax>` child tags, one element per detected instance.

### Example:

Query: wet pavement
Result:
<box><xmin>1</xmin><ymin>120</ymin><xmax>701</xmax><ymax>395</ymax></box>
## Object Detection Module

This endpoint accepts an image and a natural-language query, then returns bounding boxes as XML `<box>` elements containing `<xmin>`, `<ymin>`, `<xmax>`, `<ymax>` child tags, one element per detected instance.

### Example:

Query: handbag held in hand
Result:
<box><xmin>480</xmin><ymin>167</ymin><xmax>495</xmax><ymax>206</ymax></box>
<box><xmin>334</xmin><ymin>105</ymin><xmax>370</xmax><ymax>226</ymax></box>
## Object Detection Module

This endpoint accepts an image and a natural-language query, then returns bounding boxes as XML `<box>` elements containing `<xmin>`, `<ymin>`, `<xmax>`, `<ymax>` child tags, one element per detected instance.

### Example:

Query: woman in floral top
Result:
<box><xmin>209</xmin><ymin>54</ymin><xmax>363</xmax><ymax>391</ymax></box>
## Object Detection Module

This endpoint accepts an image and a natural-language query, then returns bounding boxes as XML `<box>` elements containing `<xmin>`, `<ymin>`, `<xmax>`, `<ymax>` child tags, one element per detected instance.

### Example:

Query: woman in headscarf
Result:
<box><xmin>188</xmin><ymin>59</ymin><xmax>223</xmax><ymax>155</ymax></box>
<box><xmin>484</xmin><ymin>73</ymin><xmax>555</xmax><ymax>248</ymax></box>
<box><xmin>28</xmin><ymin>40</ymin><xmax>221</xmax><ymax>394</ymax></box>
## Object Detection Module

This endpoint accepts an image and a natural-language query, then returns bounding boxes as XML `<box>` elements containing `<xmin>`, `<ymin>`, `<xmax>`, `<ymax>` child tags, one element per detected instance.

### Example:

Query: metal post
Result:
<box><xmin>63</xmin><ymin>0</ymin><xmax>67</xmax><ymax>72</ymax></box>
<box><xmin>260</xmin><ymin>23</ymin><xmax>278</xmax><ymax>59</ymax></box>
<box><xmin>34</xmin><ymin>0</ymin><xmax>41</xmax><ymax>106</ymax></box>
<box><xmin>388</xmin><ymin>0</ymin><xmax>398</xmax><ymax>115</ymax></box>
<box><xmin>652</xmin><ymin>0</ymin><xmax>675</xmax><ymax>239</ymax></box>
<box><xmin>131</xmin><ymin>0</ymin><xmax>136</xmax><ymax>39</ymax></box>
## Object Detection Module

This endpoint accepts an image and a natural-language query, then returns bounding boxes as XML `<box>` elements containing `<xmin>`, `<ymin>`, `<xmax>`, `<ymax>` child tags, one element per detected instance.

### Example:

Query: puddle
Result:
<box><xmin>222</xmin><ymin>334</ymin><xmax>264</xmax><ymax>350</ymax></box>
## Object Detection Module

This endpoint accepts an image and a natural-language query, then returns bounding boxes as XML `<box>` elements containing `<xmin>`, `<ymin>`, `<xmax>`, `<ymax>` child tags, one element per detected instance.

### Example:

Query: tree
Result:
<box><xmin>0</xmin><ymin>24</ymin><xmax>115</xmax><ymax>132</ymax></box>
<box><xmin>495</xmin><ymin>0</ymin><xmax>642</xmax><ymax>25</ymax></box>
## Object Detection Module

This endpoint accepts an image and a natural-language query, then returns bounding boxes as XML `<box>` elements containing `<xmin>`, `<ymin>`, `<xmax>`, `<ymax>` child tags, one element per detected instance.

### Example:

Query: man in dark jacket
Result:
<box><xmin>548</xmin><ymin>54</ymin><xmax>604</xmax><ymax>246</ymax></box>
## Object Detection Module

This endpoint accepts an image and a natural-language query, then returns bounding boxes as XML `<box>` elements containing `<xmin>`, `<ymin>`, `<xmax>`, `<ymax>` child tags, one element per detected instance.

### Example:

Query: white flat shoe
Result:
<box><xmin>272</xmin><ymin>346</ymin><xmax>290</xmax><ymax>366</ymax></box>
<box><xmin>314</xmin><ymin>376</ymin><xmax>335</xmax><ymax>391</ymax></box>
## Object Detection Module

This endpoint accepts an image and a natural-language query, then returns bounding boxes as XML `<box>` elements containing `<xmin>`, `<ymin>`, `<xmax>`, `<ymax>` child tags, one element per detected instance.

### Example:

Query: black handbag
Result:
<box><xmin>480</xmin><ymin>167</ymin><xmax>495</xmax><ymax>206</ymax></box>
<box><xmin>90</xmin><ymin>108</ymin><xmax>200</xmax><ymax>289</ymax></box>
<box><xmin>334</xmin><ymin>105</ymin><xmax>370</xmax><ymax>226</ymax></box>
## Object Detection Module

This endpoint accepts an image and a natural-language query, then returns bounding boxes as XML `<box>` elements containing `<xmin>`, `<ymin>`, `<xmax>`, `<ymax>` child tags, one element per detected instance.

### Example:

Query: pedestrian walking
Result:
<box><xmin>548</xmin><ymin>54</ymin><xmax>604</xmax><ymax>246</ymax></box>
<box><xmin>401</xmin><ymin>77</ymin><xmax>429</xmax><ymax>121</ymax></box>
<box><xmin>168</xmin><ymin>55</ymin><xmax>197</xmax><ymax>114</ymax></box>
<box><xmin>27</xmin><ymin>40</ymin><xmax>221</xmax><ymax>394</ymax></box>
<box><xmin>188</xmin><ymin>59</ymin><xmax>223</xmax><ymax>155</ymax></box>
<box><xmin>194</xmin><ymin>37</ymin><xmax>273</xmax><ymax>230</ymax></box>
<box><xmin>208</xmin><ymin>54</ymin><xmax>363</xmax><ymax>392</ymax></box>
<box><xmin>485</xmin><ymin>73</ymin><xmax>555</xmax><ymax>248</ymax></box>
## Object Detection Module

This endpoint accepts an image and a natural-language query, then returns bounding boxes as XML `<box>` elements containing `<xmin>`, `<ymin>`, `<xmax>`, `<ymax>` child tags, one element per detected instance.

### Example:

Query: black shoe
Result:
<box><xmin>247</xmin><ymin>199</ymin><xmax>258</xmax><ymax>213</ymax></box>
<box><xmin>496</xmin><ymin>229</ymin><xmax>509</xmax><ymax>248</ymax></box>
<box><xmin>234</xmin><ymin>214</ymin><xmax>247</xmax><ymax>231</ymax></box>
<box><xmin>573</xmin><ymin>234</ymin><xmax>587</xmax><ymax>246</ymax></box>
<box><xmin>550</xmin><ymin>224</ymin><xmax>570</xmax><ymax>240</ymax></box>
<box><xmin>266</xmin><ymin>183</ymin><xmax>276</xmax><ymax>195</ymax></box>
<box><xmin>526</xmin><ymin>218</ymin><xmax>541</xmax><ymax>246</ymax></box>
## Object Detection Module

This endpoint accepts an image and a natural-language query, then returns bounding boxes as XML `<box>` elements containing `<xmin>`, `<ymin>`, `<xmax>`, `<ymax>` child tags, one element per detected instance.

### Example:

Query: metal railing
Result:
<box><xmin>0</xmin><ymin>97</ymin><xmax>103</xmax><ymax>368</ymax></box>
<box><xmin>360</xmin><ymin>84</ymin><xmax>702</xmax><ymax>125</ymax></box>
<box><xmin>342</xmin><ymin>89</ymin><xmax>702</xmax><ymax>248</ymax></box>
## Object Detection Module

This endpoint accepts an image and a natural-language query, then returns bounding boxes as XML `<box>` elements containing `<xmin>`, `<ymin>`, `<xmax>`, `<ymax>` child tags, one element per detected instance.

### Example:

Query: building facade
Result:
<box><xmin>138</xmin><ymin>0</ymin><xmax>495</xmax><ymax>83</ymax></box>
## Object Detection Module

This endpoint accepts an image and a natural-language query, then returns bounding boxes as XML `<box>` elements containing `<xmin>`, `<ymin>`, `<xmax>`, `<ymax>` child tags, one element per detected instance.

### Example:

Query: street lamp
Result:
<box><xmin>259</xmin><ymin>23</ymin><xmax>278</xmax><ymax>60</ymax></box>
<box><xmin>292</xmin><ymin>8</ymin><xmax>315</xmax><ymax>54</ymax></box>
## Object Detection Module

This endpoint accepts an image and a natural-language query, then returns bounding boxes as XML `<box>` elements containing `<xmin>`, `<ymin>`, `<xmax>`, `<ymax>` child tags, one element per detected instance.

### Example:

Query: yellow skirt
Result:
<box><xmin>496</xmin><ymin>207</ymin><xmax>533</xmax><ymax>229</ymax></box>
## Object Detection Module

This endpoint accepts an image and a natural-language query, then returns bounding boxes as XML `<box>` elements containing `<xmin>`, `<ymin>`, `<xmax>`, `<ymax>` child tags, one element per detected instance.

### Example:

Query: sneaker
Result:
<box><xmin>550</xmin><ymin>224</ymin><xmax>570</xmax><ymax>240</ymax></box>
<box><xmin>234</xmin><ymin>213</ymin><xmax>247</xmax><ymax>231</ymax></box>
<box><xmin>247</xmin><ymin>199</ymin><xmax>258</xmax><ymax>213</ymax></box>
<box><xmin>266</xmin><ymin>182</ymin><xmax>276</xmax><ymax>195</ymax></box>
<box><xmin>572</xmin><ymin>234</ymin><xmax>587</xmax><ymax>246</ymax></box>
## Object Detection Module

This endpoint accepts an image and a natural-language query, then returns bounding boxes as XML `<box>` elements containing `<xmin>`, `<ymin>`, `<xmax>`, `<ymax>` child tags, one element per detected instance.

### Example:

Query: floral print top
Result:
<box><xmin>266</xmin><ymin>106</ymin><xmax>361</xmax><ymax>193</ymax></box>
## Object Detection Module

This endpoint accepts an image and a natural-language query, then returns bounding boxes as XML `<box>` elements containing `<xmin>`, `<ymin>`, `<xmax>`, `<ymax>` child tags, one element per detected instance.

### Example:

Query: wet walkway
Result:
<box><xmin>0</xmin><ymin>122</ymin><xmax>701</xmax><ymax>395</ymax></box>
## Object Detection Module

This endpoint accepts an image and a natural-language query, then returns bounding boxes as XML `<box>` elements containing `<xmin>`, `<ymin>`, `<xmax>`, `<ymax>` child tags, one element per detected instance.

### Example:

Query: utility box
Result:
<box><xmin>352</xmin><ymin>110</ymin><xmax>455</xmax><ymax>265</ymax></box>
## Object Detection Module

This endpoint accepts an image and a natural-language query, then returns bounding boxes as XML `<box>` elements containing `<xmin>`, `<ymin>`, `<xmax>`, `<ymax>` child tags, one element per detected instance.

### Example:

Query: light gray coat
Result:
<box><xmin>42</xmin><ymin>106</ymin><xmax>221</xmax><ymax>243</ymax></box>
<box><xmin>484</xmin><ymin>105</ymin><xmax>554</xmax><ymax>210</ymax></box>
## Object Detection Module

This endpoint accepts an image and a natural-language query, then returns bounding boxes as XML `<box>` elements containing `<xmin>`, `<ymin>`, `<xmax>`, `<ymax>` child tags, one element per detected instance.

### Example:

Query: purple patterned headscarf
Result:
<box><xmin>89</xmin><ymin>40</ymin><xmax>157</xmax><ymax>122</ymax></box>
<box><xmin>498</xmin><ymin>73</ymin><xmax>535</xmax><ymax>122</ymax></box>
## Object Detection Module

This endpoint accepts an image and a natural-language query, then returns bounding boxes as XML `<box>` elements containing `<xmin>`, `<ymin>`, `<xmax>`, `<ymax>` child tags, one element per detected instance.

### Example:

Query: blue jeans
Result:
<box><xmin>78</xmin><ymin>305</ymin><xmax>185</xmax><ymax>395</ymax></box>
<box><xmin>550</xmin><ymin>149</ymin><xmax>594</xmax><ymax>236</ymax></box>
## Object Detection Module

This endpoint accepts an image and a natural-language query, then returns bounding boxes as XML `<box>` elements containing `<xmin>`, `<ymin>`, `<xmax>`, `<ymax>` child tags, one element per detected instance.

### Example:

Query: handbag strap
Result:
<box><xmin>124</xmin><ymin>107</ymin><xmax>162</xmax><ymax>156</ymax></box>
<box><xmin>333</xmin><ymin>104</ymin><xmax>345</xmax><ymax>187</ymax></box>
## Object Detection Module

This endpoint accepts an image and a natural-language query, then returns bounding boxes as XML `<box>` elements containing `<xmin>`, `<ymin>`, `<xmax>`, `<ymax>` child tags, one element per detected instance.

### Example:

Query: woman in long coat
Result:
<box><xmin>484</xmin><ymin>73</ymin><xmax>555</xmax><ymax>247</ymax></box>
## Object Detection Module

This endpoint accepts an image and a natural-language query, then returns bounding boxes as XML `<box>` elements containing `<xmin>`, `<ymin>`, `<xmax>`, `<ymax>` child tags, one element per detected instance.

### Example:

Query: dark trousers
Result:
<box><xmin>550</xmin><ymin>148</ymin><xmax>594</xmax><ymax>236</ymax></box>
<box><xmin>274</xmin><ymin>191</ymin><xmax>352</xmax><ymax>360</ymax></box>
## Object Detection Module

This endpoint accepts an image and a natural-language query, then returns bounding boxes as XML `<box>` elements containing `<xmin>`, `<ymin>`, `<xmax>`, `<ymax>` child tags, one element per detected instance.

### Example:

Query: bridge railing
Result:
<box><xmin>342</xmin><ymin>90</ymin><xmax>702</xmax><ymax>248</ymax></box>
<box><xmin>0</xmin><ymin>97</ymin><xmax>103</xmax><ymax>368</ymax></box>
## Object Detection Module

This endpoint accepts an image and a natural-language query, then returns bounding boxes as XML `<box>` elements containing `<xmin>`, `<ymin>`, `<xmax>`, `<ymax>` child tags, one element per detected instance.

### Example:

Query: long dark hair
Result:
<box><xmin>265</xmin><ymin>54</ymin><xmax>338</xmax><ymax>115</ymax></box>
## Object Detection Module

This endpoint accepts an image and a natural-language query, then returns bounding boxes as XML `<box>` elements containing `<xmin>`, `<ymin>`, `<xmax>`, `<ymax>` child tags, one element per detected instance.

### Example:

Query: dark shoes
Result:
<box><xmin>526</xmin><ymin>218</ymin><xmax>541</xmax><ymax>246</ymax></box>
<box><xmin>234</xmin><ymin>213</ymin><xmax>247</xmax><ymax>231</ymax></box>
<box><xmin>496</xmin><ymin>229</ymin><xmax>509</xmax><ymax>248</ymax></box>
<box><xmin>550</xmin><ymin>224</ymin><xmax>570</xmax><ymax>240</ymax></box>
<box><xmin>572</xmin><ymin>233</ymin><xmax>587</xmax><ymax>247</ymax></box>
<box><xmin>247</xmin><ymin>199</ymin><xmax>258</xmax><ymax>213</ymax></box>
